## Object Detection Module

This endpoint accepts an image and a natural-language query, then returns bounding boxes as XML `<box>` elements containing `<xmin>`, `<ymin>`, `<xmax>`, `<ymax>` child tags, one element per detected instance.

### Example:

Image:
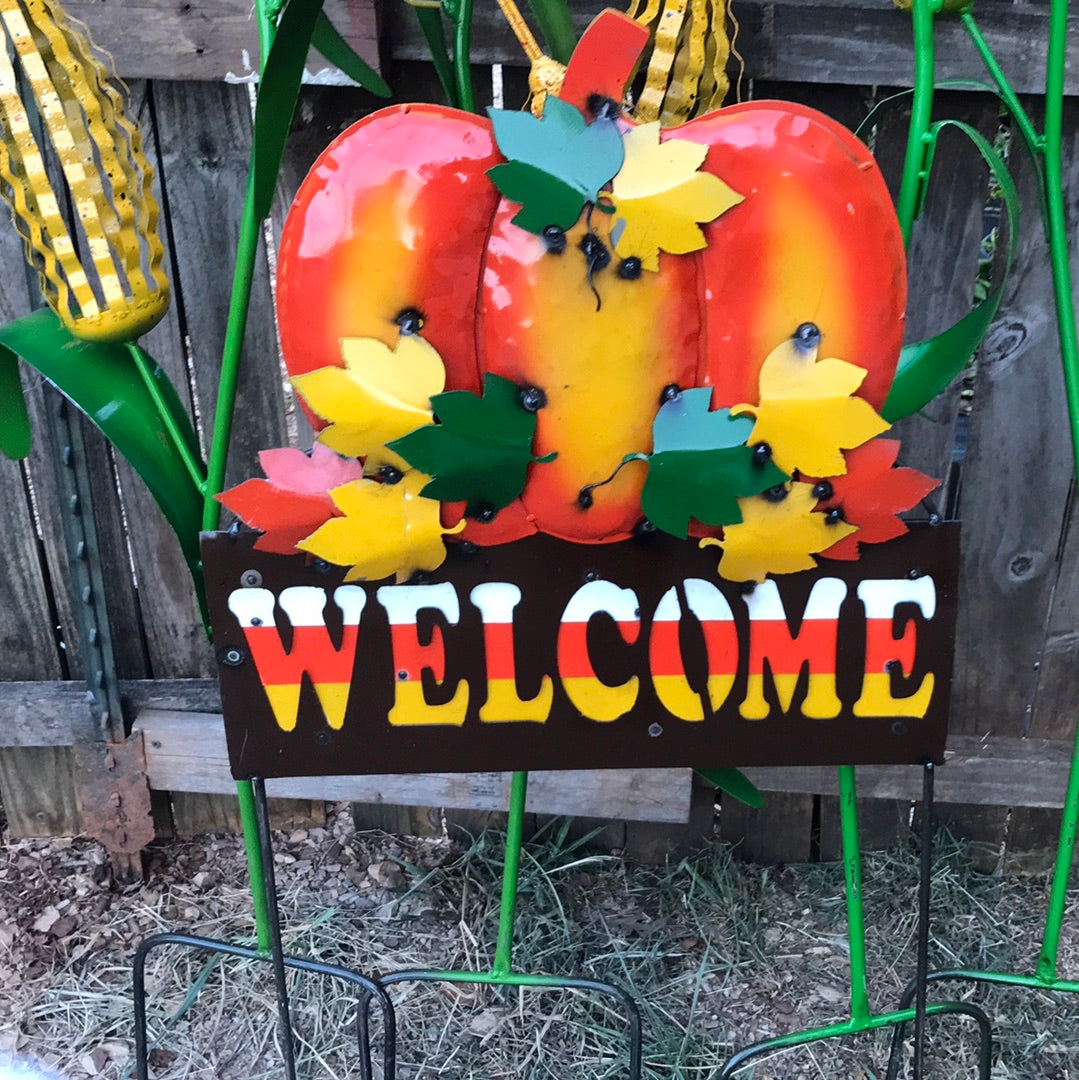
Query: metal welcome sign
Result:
<box><xmin>204</xmin><ymin>523</ymin><xmax>957</xmax><ymax>779</ymax></box>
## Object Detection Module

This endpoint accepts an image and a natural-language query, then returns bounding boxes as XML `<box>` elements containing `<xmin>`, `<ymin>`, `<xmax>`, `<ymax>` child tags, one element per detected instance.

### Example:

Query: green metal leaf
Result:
<box><xmin>388</xmin><ymin>373</ymin><xmax>551</xmax><ymax>512</ymax></box>
<box><xmin>0</xmin><ymin>309</ymin><xmax>205</xmax><ymax>585</ymax></box>
<box><xmin>695</xmin><ymin>768</ymin><xmax>764</xmax><ymax>809</ymax></box>
<box><xmin>487</xmin><ymin>161</ymin><xmax>588</xmax><ymax>233</ymax></box>
<box><xmin>640</xmin><ymin>389</ymin><xmax>787</xmax><ymax>538</ymax></box>
<box><xmin>882</xmin><ymin>119</ymin><xmax>1018</xmax><ymax>421</ymax></box>
<box><xmin>411</xmin><ymin>5</ymin><xmax>459</xmax><ymax>108</ymax></box>
<box><xmin>0</xmin><ymin>342</ymin><xmax>31</xmax><ymax>460</ymax></box>
<box><xmin>252</xmin><ymin>0</ymin><xmax>328</xmax><ymax>221</ymax></box>
<box><xmin>642</xmin><ymin>447</ymin><xmax>787</xmax><ymax>539</ymax></box>
<box><xmin>526</xmin><ymin>0</ymin><xmax>577</xmax><ymax>64</ymax></box>
<box><xmin>883</xmin><ymin>294</ymin><xmax>1002</xmax><ymax>423</ymax></box>
<box><xmin>311</xmin><ymin>12</ymin><xmax>391</xmax><ymax>97</ymax></box>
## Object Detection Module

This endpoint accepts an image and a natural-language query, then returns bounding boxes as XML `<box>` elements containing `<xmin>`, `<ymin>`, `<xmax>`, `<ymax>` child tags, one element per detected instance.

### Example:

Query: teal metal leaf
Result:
<box><xmin>0</xmin><ymin>343</ymin><xmax>31</xmax><ymax>460</ymax></box>
<box><xmin>695</xmin><ymin>767</ymin><xmax>764</xmax><ymax>809</ymax></box>
<box><xmin>487</xmin><ymin>162</ymin><xmax>588</xmax><ymax>233</ymax></box>
<box><xmin>0</xmin><ymin>309</ymin><xmax>205</xmax><ymax>584</ymax></box>
<box><xmin>388</xmin><ymin>374</ymin><xmax>553</xmax><ymax>511</ymax></box>
<box><xmin>487</xmin><ymin>97</ymin><xmax>624</xmax><ymax>233</ymax></box>
<box><xmin>252</xmin><ymin>0</ymin><xmax>328</xmax><ymax>221</ymax></box>
<box><xmin>652</xmin><ymin>388</ymin><xmax>754</xmax><ymax>454</ymax></box>
<box><xmin>641</xmin><ymin>447</ymin><xmax>787</xmax><ymax>539</ymax></box>
<box><xmin>311</xmin><ymin>12</ymin><xmax>391</xmax><ymax>97</ymax></box>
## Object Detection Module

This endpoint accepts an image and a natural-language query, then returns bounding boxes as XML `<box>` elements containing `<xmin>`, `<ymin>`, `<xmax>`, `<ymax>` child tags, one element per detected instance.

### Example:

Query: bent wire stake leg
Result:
<box><xmin>719</xmin><ymin>765</ymin><xmax>993</xmax><ymax>1079</ymax></box>
<box><xmin>887</xmin><ymin>0</ymin><xmax>1079</xmax><ymax>1053</ymax></box>
<box><xmin>358</xmin><ymin>770</ymin><xmax>643</xmax><ymax>1079</ymax></box>
<box><xmin>133</xmin><ymin>776</ymin><xmax>396</xmax><ymax>1079</ymax></box>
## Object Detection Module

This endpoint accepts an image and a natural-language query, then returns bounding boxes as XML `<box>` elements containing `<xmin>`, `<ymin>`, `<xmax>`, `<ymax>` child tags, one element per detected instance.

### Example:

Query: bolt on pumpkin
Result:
<box><xmin>222</xmin><ymin>9</ymin><xmax>936</xmax><ymax>586</ymax></box>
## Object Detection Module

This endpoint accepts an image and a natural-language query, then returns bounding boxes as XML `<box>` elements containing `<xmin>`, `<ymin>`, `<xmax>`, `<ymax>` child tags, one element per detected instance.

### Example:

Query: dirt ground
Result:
<box><xmin>2</xmin><ymin>800</ymin><xmax>1079</xmax><ymax>1079</ymax></box>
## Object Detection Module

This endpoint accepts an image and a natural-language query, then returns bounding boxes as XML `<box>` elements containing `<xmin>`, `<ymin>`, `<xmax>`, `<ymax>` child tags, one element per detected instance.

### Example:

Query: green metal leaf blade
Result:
<box><xmin>311</xmin><ymin>12</ymin><xmax>391</xmax><ymax>97</ymax></box>
<box><xmin>431</xmin><ymin>374</ymin><xmax>534</xmax><ymax>446</ymax></box>
<box><xmin>642</xmin><ymin>448</ymin><xmax>788</xmax><ymax>539</ymax></box>
<box><xmin>0</xmin><ymin>341</ymin><xmax>31</xmax><ymax>460</ymax></box>
<box><xmin>488</xmin><ymin>162</ymin><xmax>586</xmax><ymax>233</ymax></box>
<box><xmin>882</xmin><ymin>292</ymin><xmax>1001</xmax><ymax>421</ymax></box>
<box><xmin>0</xmin><ymin>309</ymin><xmax>205</xmax><ymax>581</ymax></box>
<box><xmin>252</xmin><ymin>0</ymin><xmax>328</xmax><ymax>221</ymax></box>
<box><xmin>695</xmin><ymin>767</ymin><xmax>764</xmax><ymax>808</ymax></box>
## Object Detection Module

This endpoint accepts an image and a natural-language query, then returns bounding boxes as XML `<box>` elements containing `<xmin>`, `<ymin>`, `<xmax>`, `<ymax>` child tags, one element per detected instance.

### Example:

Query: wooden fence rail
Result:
<box><xmin>1</xmin><ymin>0</ymin><xmax>1077</xmax><ymax>864</ymax></box>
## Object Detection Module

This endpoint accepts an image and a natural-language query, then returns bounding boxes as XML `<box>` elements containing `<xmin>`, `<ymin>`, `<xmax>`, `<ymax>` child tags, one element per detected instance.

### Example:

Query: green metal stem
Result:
<box><xmin>126</xmin><ymin>343</ymin><xmax>207</xmax><ymax>495</ymax></box>
<box><xmin>1034</xmin><ymin>0</ymin><xmax>1079</xmax><ymax>986</ymax></box>
<box><xmin>452</xmin><ymin>0</ymin><xmax>475</xmax><ymax>114</ymax></box>
<box><xmin>525</xmin><ymin>0</ymin><xmax>578</xmax><ymax>64</ymax></box>
<box><xmin>960</xmin><ymin>11</ymin><xmax>1041</xmax><ymax>160</ymax></box>
<box><xmin>414</xmin><ymin>5</ymin><xmax>460</xmax><ymax>108</ymax></box>
<box><xmin>492</xmin><ymin>770</ymin><xmax>528</xmax><ymax>977</ymax></box>
<box><xmin>200</xmin><ymin>170</ymin><xmax>262</xmax><ymax>532</ymax></box>
<box><xmin>721</xmin><ymin>1000</ymin><xmax>981</xmax><ymax>1057</ymax></box>
<box><xmin>211</xmin><ymin>0</ymin><xmax>280</xmax><ymax>954</ymax></box>
<box><xmin>924</xmin><ymin>968</ymin><xmax>1079</xmax><ymax>994</ymax></box>
<box><xmin>237</xmin><ymin>774</ymin><xmax>273</xmax><ymax>953</ymax></box>
<box><xmin>895</xmin><ymin>0</ymin><xmax>937</xmax><ymax>241</ymax></box>
<box><xmin>839</xmin><ymin>765</ymin><xmax>871</xmax><ymax>1024</ymax></box>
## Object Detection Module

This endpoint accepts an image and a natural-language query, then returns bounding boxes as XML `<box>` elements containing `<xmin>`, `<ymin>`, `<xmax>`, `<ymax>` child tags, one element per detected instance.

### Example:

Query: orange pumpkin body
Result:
<box><xmin>277</xmin><ymin>41</ymin><xmax>906</xmax><ymax>546</ymax></box>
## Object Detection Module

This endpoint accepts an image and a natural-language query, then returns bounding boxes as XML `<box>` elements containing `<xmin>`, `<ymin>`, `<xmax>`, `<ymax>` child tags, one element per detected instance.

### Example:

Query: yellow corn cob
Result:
<box><xmin>632</xmin><ymin>0</ymin><xmax>733</xmax><ymax>124</ymax></box>
<box><xmin>0</xmin><ymin>0</ymin><xmax>168</xmax><ymax>342</ymax></box>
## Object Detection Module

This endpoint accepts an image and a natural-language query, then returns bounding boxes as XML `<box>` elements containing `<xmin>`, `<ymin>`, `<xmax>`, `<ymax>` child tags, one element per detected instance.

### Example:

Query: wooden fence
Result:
<box><xmin>1</xmin><ymin>0</ymin><xmax>1077</xmax><ymax>866</ymax></box>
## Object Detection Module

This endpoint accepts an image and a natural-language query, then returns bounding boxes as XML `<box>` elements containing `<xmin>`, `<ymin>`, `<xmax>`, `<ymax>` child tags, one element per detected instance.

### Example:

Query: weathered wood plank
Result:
<box><xmin>1024</xmin><ymin>102</ymin><xmax>1079</xmax><ymax>744</ymax></box>
<box><xmin>109</xmin><ymin>83</ymin><xmax>215</xmax><ymax>679</ymax></box>
<box><xmin>133</xmin><ymin>709</ymin><xmax>693</xmax><ymax>822</ymax></box>
<box><xmin>740</xmin><ymin>737</ymin><xmax>1079</xmax><ymax>808</ymax></box>
<box><xmin>818</xmin><ymin>796</ymin><xmax>910</xmax><ymax>861</ymax></box>
<box><xmin>873</xmin><ymin>94</ymin><xmax>999</xmax><ymax>495</ymax></box>
<box><xmin>62</xmin><ymin>0</ymin><xmax>379</xmax><ymax>82</ymax></box>
<box><xmin>948</xmin><ymin>100</ymin><xmax>1078</xmax><ymax>739</ymax></box>
<box><xmin>720</xmin><ymin>791</ymin><xmax>814</xmax><ymax>863</ymax></box>
<box><xmin>151</xmin><ymin>80</ymin><xmax>288</xmax><ymax>494</ymax></box>
<box><xmin>0</xmin><ymin>746</ymin><xmax>80</xmax><ymax>837</ymax></box>
<box><xmin>387</xmin><ymin>0</ymin><xmax>1079</xmax><ymax>96</ymax></box>
<box><xmin>0</xmin><ymin>683</ymin><xmax>95</xmax><ymax>747</ymax></box>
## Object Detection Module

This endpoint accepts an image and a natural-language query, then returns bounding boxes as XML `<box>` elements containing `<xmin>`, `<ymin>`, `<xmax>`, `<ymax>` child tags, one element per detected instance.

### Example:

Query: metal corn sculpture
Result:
<box><xmin>0</xmin><ymin>0</ymin><xmax>169</xmax><ymax>342</ymax></box>
<box><xmin>631</xmin><ymin>0</ymin><xmax>734</xmax><ymax>122</ymax></box>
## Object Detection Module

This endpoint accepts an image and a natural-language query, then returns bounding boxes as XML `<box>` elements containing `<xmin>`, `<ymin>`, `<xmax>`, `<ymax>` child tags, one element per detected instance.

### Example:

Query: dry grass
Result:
<box><xmin>3</xmin><ymin>804</ymin><xmax>1079</xmax><ymax>1079</ymax></box>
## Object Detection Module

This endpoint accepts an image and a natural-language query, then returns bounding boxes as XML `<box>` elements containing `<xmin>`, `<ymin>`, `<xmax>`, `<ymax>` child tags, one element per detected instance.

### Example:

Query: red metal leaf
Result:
<box><xmin>815</xmin><ymin>439</ymin><xmax>939</xmax><ymax>561</ymax></box>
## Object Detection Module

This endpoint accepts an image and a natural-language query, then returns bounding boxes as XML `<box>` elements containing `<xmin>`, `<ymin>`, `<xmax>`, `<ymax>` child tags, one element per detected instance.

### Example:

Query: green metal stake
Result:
<box><xmin>895</xmin><ymin>0</ymin><xmax>937</xmax><ymax>242</ymax></box>
<box><xmin>1031</xmin><ymin>0</ymin><xmax>1079</xmax><ymax>988</ymax></box>
<box><xmin>839</xmin><ymin>766</ymin><xmax>871</xmax><ymax>1026</ymax></box>
<box><xmin>200</xmin><ymin>0</ymin><xmax>280</xmax><ymax>955</ymax></box>
<box><xmin>493</xmin><ymin>770</ymin><xmax>528</xmax><ymax>977</ymax></box>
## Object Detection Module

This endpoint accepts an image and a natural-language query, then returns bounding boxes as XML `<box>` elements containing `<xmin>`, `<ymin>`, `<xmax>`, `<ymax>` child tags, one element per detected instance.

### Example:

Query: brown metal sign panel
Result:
<box><xmin>202</xmin><ymin>524</ymin><xmax>959</xmax><ymax>780</ymax></box>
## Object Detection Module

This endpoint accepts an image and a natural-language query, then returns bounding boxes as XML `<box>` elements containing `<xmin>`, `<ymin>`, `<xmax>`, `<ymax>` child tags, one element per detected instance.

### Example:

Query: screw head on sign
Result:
<box><xmin>241</xmin><ymin>569</ymin><xmax>262</xmax><ymax>587</ymax></box>
<box><xmin>222</xmin><ymin>648</ymin><xmax>244</xmax><ymax>667</ymax></box>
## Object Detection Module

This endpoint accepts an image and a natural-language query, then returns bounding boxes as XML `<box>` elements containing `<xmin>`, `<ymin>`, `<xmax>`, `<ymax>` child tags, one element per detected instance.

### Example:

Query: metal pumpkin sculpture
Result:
<box><xmin>225</xmin><ymin>10</ymin><xmax>934</xmax><ymax>585</ymax></box>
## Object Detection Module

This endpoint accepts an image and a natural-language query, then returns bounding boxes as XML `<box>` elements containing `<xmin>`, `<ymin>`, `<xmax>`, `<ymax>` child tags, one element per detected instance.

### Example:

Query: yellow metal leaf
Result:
<box><xmin>700</xmin><ymin>482</ymin><xmax>857</xmax><ymax>583</ymax></box>
<box><xmin>610</xmin><ymin>122</ymin><xmax>742</xmax><ymax>271</ymax></box>
<box><xmin>735</xmin><ymin>337</ymin><xmax>890</xmax><ymax>477</ymax></box>
<box><xmin>292</xmin><ymin>334</ymin><xmax>445</xmax><ymax>469</ymax></box>
<box><xmin>297</xmin><ymin>471</ymin><xmax>465</xmax><ymax>584</ymax></box>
